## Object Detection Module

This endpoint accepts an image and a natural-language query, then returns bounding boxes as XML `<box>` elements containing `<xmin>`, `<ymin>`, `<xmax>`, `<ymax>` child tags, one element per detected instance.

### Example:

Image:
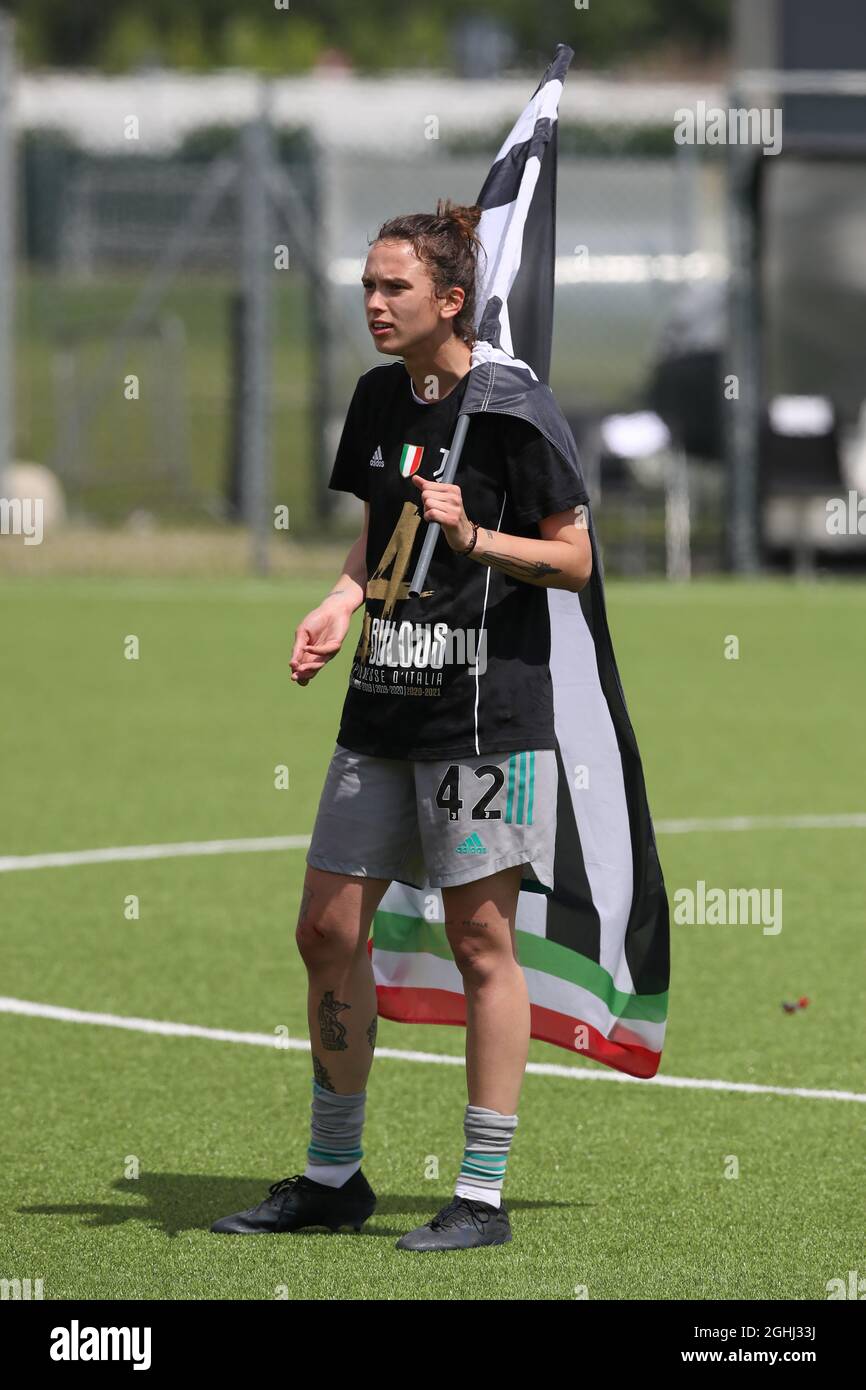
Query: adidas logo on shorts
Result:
<box><xmin>369</xmin><ymin>445</ymin><xmax>385</xmax><ymax>467</ymax></box>
<box><xmin>455</xmin><ymin>832</ymin><xmax>487</xmax><ymax>855</ymax></box>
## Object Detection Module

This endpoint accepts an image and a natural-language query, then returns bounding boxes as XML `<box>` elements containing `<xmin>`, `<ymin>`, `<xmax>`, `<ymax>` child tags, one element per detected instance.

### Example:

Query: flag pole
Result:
<box><xmin>406</xmin><ymin>410</ymin><xmax>471</xmax><ymax>597</ymax></box>
<box><xmin>407</xmin><ymin>41</ymin><xmax>572</xmax><ymax>600</ymax></box>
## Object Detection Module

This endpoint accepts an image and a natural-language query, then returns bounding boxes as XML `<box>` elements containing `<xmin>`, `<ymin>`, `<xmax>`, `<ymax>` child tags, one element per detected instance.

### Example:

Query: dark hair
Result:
<box><xmin>373</xmin><ymin>198</ymin><xmax>484</xmax><ymax>346</ymax></box>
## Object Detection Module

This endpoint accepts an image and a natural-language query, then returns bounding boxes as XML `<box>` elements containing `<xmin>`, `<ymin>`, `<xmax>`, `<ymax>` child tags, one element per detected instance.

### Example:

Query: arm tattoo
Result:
<box><xmin>318</xmin><ymin>989</ymin><xmax>351</xmax><ymax>1050</ymax></box>
<box><xmin>312</xmin><ymin>1053</ymin><xmax>337</xmax><ymax>1092</ymax></box>
<box><xmin>476</xmin><ymin>548</ymin><xmax>562</xmax><ymax>582</ymax></box>
<box><xmin>367</xmin><ymin>1015</ymin><xmax>378</xmax><ymax>1052</ymax></box>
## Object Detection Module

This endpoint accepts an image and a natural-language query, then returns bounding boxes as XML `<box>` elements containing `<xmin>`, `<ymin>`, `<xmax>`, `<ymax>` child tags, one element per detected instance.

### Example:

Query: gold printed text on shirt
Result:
<box><xmin>356</xmin><ymin>501</ymin><xmax>434</xmax><ymax>666</ymax></box>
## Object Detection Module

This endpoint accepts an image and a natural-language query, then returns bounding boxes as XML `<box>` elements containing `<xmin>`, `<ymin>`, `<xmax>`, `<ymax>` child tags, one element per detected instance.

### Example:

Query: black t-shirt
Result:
<box><xmin>327</xmin><ymin>361</ymin><xmax>589</xmax><ymax>761</ymax></box>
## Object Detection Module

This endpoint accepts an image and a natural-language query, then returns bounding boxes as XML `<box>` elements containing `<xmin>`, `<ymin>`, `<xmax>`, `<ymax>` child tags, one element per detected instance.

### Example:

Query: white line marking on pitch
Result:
<box><xmin>657</xmin><ymin>813</ymin><xmax>866</xmax><ymax>834</ymax></box>
<box><xmin>0</xmin><ymin>836</ymin><xmax>312</xmax><ymax>873</ymax></box>
<box><xmin>1</xmin><ymin>813</ymin><xmax>864</xmax><ymax>874</ymax></box>
<box><xmin>1</xmin><ymin>996</ymin><xmax>863</xmax><ymax>1104</ymax></box>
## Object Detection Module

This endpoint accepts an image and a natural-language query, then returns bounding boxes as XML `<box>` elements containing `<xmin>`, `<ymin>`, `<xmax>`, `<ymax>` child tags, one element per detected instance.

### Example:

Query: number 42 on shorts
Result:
<box><xmin>434</xmin><ymin>753</ymin><xmax>536</xmax><ymax>825</ymax></box>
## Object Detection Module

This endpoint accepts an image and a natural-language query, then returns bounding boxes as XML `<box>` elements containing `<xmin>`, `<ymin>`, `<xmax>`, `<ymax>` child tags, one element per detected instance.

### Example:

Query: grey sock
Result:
<box><xmin>454</xmin><ymin>1104</ymin><xmax>518</xmax><ymax>1208</ymax></box>
<box><xmin>303</xmin><ymin>1079</ymin><xmax>365</xmax><ymax>1187</ymax></box>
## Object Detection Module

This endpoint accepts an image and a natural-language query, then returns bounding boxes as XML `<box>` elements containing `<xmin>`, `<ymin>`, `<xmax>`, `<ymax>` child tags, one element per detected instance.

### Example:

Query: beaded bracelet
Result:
<box><xmin>461</xmin><ymin>520</ymin><xmax>480</xmax><ymax>556</ymax></box>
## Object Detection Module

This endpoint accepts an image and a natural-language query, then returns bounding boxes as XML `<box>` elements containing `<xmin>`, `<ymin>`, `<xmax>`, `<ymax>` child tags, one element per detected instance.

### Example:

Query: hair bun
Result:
<box><xmin>435</xmin><ymin>198</ymin><xmax>482</xmax><ymax>242</ymax></box>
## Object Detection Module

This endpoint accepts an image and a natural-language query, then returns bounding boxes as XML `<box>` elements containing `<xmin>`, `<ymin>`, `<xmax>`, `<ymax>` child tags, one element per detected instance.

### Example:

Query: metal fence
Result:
<box><xmin>17</xmin><ymin>116</ymin><xmax>321</xmax><ymax>571</ymax></box>
<box><xmin>18</xmin><ymin>126</ymin><xmax>728</xmax><ymax>569</ymax></box>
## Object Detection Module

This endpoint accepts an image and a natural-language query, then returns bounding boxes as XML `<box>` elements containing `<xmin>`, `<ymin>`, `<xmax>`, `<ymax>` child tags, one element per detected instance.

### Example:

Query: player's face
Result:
<box><xmin>362</xmin><ymin>240</ymin><xmax>459</xmax><ymax>356</ymax></box>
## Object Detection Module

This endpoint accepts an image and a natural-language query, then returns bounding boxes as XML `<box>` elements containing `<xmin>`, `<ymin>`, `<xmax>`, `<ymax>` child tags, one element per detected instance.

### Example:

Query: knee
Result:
<box><xmin>444</xmin><ymin>921</ymin><xmax>499</xmax><ymax>986</ymax></box>
<box><xmin>295</xmin><ymin>910</ymin><xmax>351</xmax><ymax>967</ymax></box>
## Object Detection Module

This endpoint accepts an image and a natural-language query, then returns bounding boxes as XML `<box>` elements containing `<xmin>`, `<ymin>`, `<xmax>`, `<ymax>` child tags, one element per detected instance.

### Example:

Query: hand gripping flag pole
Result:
<box><xmin>407</xmin><ymin>414</ymin><xmax>471</xmax><ymax>597</ymax></box>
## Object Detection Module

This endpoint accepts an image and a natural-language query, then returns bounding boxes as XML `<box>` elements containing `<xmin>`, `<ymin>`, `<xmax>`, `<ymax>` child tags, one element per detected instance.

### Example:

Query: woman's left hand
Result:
<box><xmin>410</xmin><ymin>474</ymin><xmax>474</xmax><ymax>553</ymax></box>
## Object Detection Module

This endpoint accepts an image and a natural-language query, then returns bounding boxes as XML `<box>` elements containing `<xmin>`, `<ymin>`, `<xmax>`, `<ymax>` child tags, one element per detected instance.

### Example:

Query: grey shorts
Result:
<box><xmin>306</xmin><ymin>742</ymin><xmax>558</xmax><ymax>892</ymax></box>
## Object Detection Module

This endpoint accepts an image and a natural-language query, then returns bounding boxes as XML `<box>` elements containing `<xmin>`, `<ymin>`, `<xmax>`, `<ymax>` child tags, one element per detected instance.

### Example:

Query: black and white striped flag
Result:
<box><xmin>370</xmin><ymin>45</ymin><xmax>670</xmax><ymax>1079</ymax></box>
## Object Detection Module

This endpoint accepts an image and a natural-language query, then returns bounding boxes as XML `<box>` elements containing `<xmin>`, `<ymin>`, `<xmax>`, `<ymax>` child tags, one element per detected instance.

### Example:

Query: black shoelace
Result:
<box><xmin>431</xmin><ymin>1197</ymin><xmax>493</xmax><ymax>1233</ymax></box>
<box><xmin>267</xmin><ymin>1175</ymin><xmax>304</xmax><ymax>1201</ymax></box>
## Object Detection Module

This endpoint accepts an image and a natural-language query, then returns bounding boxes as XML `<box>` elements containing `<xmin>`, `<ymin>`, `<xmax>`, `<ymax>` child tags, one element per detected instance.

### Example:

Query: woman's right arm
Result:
<box><xmin>321</xmin><ymin>503</ymin><xmax>369</xmax><ymax>614</ymax></box>
<box><xmin>290</xmin><ymin>504</ymin><xmax>369</xmax><ymax>685</ymax></box>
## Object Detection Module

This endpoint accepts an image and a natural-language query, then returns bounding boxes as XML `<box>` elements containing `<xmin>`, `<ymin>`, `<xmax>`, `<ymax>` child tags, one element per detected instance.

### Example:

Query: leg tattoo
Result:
<box><xmin>318</xmin><ymin>989</ymin><xmax>351</xmax><ymax>1050</ymax></box>
<box><xmin>312</xmin><ymin>1053</ymin><xmax>336</xmax><ymax>1091</ymax></box>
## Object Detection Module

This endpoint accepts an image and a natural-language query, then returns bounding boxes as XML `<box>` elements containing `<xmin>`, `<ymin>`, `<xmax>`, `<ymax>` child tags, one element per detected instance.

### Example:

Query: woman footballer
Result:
<box><xmin>211</xmin><ymin>200</ymin><xmax>591</xmax><ymax>1251</ymax></box>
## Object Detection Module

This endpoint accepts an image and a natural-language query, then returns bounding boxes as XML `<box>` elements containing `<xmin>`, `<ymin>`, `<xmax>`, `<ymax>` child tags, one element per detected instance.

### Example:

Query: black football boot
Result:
<box><xmin>210</xmin><ymin>1170</ymin><xmax>376</xmax><ymax>1234</ymax></box>
<box><xmin>395</xmin><ymin>1195</ymin><xmax>512</xmax><ymax>1251</ymax></box>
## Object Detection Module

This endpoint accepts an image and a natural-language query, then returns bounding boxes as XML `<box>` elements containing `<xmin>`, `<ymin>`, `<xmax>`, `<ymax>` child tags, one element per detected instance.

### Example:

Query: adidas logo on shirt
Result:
<box><xmin>455</xmin><ymin>832</ymin><xmax>487</xmax><ymax>856</ymax></box>
<box><xmin>368</xmin><ymin>445</ymin><xmax>385</xmax><ymax>468</ymax></box>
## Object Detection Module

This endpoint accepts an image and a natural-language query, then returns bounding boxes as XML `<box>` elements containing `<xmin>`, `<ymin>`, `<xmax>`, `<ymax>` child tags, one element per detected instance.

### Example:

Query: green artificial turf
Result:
<box><xmin>1</xmin><ymin>577</ymin><xmax>864</xmax><ymax>1299</ymax></box>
